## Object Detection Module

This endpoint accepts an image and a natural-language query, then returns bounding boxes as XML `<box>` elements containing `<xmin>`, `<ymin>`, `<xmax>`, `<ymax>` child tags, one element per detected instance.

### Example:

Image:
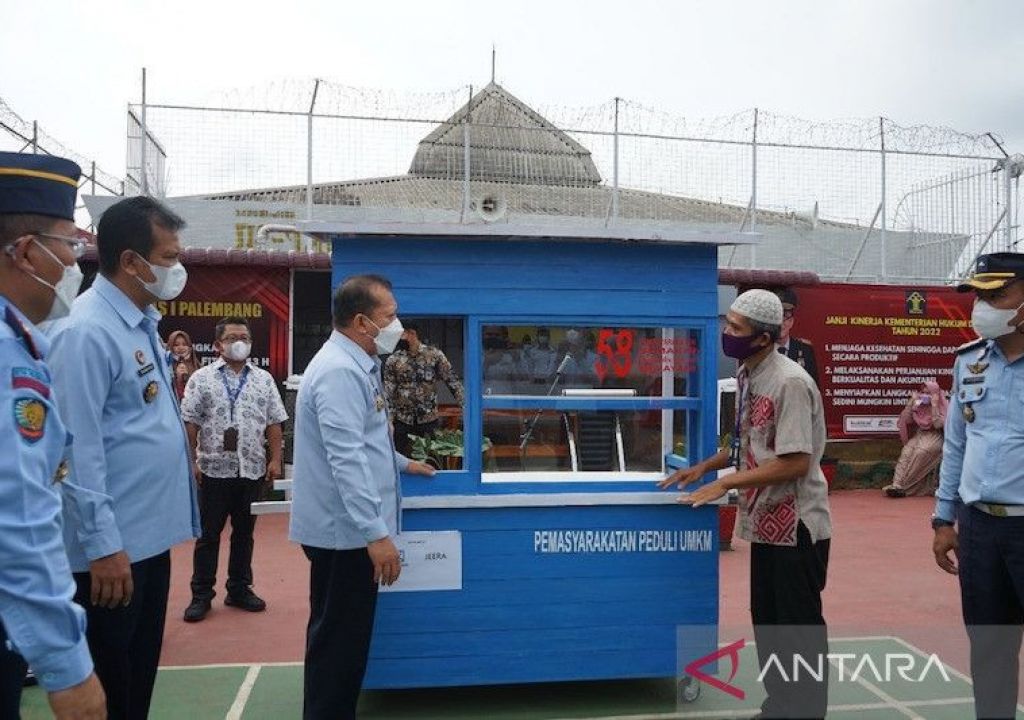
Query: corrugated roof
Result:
<box><xmin>79</xmin><ymin>243</ymin><xmax>816</xmax><ymax>284</ymax></box>
<box><xmin>80</xmin><ymin>245</ymin><xmax>331</xmax><ymax>269</ymax></box>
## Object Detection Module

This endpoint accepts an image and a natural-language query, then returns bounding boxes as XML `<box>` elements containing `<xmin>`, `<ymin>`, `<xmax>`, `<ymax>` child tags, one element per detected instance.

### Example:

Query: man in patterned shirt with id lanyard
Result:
<box><xmin>660</xmin><ymin>289</ymin><xmax>831</xmax><ymax>720</ymax></box>
<box><xmin>180</xmin><ymin>315</ymin><xmax>287</xmax><ymax>622</ymax></box>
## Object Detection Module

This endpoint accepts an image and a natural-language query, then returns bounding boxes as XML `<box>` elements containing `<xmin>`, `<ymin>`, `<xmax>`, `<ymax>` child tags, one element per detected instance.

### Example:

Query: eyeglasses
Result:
<box><xmin>33</xmin><ymin>232</ymin><xmax>88</xmax><ymax>260</ymax></box>
<box><xmin>221</xmin><ymin>335</ymin><xmax>252</xmax><ymax>343</ymax></box>
<box><xmin>782</xmin><ymin>309</ymin><xmax>795</xmax><ymax>320</ymax></box>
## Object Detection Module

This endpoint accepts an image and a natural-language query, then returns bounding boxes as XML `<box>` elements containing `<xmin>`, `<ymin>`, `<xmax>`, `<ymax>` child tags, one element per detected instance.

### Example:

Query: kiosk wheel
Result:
<box><xmin>678</xmin><ymin>675</ymin><xmax>701</xmax><ymax>703</ymax></box>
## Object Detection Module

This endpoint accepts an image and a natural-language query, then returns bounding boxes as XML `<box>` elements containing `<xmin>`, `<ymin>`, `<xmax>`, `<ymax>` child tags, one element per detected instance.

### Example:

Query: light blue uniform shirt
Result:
<box><xmin>289</xmin><ymin>331</ymin><xmax>408</xmax><ymax>550</ymax></box>
<box><xmin>0</xmin><ymin>296</ymin><xmax>92</xmax><ymax>691</ymax></box>
<box><xmin>47</xmin><ymin>275</ymin><xmax>199</xmax><ymax>571</ymax></box>
<box><xmin>936</xmin><ymin>339</ymin><xmax>1024</xmax><ymax>522</ymax></box>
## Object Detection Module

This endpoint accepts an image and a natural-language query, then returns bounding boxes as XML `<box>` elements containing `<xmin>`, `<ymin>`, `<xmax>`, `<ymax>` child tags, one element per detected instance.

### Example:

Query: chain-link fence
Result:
<box><xmin>1</xmin><ymin>97</ymin><xmax>124</xmax><ymax>228</ymax></box>
<box><xmin>127</xmin><ymin>79</ymin><xmax>1018</xmax><ymax>284</ymax></box>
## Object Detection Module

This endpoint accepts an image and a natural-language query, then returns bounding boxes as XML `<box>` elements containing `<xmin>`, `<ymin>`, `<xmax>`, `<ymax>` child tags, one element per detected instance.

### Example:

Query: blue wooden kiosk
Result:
<box><xmin>293</xmin><ymin>217</ymin><xmax>754</xmax><ymax>691</ymax></box>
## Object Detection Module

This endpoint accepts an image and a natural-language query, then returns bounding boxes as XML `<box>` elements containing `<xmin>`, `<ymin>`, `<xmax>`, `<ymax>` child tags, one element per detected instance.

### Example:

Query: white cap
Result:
<box><xmin>730</xmin><ymin>289</ymin><xmax>784</xmax><ymax>326</ymax></box>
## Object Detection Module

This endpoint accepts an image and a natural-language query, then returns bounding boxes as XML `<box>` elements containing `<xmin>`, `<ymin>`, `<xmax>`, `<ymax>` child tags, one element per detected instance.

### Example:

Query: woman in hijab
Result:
<box><xmin>882</xmin><ymin>380</ymin><xmax>948</xmax><ymax>498</ymax></box>
<box><xmin>167</xmin><ymin>329</ymin><xmax>200</xmax><ymax>401</ymax></box>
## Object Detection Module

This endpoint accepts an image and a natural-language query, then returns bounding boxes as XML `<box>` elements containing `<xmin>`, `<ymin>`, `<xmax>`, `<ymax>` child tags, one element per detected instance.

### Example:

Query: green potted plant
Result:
<box><xmin>407</xmin><ymin>429</ymin><xmax>493</xmax><ymax>471</ymax></box>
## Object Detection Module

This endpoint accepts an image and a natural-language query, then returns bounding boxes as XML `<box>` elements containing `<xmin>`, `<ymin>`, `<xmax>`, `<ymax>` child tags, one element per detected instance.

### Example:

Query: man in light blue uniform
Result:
<box><xmin>48</xmin><ymin>196</ymin><xmax>199</xmax><ymax>720</ymax></box>
<box><xmin>290</xmin><ymin>274</ymin><xmax>434</xmax><ymax>720</ymax></box>
<box><xmin>0</xmin><ymin>152</ymin><xmax>105</xmax><ymax>718</ymax></box>
<box><xmin>934</xmin><ymin>252</ymin><xmax>1024</xmax><ymax>719</ymax></box>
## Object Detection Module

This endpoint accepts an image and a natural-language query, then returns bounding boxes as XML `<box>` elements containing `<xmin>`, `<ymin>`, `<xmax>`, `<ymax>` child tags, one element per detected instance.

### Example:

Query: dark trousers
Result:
<box><xmin>393</xmin><ymin>419</ymin><xmax>439</xmax><ymax>458</ymax></box>
<box><xmin>0</xmin><ymin>621</ymin><xmax>27</xmax><ymax>719</ymax></box>
<box><xmin>958</xmin><ymin>504</ymin><xmax>1024</xmax><ymax>719</ymax></box>
<box><xmin>302</xmin><ymin>546</ymin><xmax>379</xmax><ymax>720</ymax></box>
<box><xmin>191</xmin><ymin>475</ymin><xmax>262</xmax><ymax>601</ymax></box>
<box><xmin>73</xmin><ymin>551</ymin><xmax>170</xmax><ymax>720</ymax></box>
<box><xmin>750</xmin><ymin>522</ymin><xmax>831</xmax><ymax>719</ymax></box>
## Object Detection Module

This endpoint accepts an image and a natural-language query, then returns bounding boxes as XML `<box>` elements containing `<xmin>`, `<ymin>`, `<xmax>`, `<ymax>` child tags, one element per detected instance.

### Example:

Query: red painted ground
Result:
<box><xmin>161</xmin><ymin>491</ymin><xmax>966</xmax><ymax>671</ymax></box>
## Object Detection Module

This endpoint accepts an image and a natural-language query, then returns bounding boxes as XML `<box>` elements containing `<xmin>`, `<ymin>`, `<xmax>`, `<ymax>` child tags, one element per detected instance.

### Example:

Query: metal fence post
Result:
<box><xmin>140</xmin><ymin>68</ymin><xmax>148</xmax><ymax>196</ymax></box>
<box><xmin>612</xmin><ymin>97</ymin><xmax>620</xmax><ymax>220</ymax></box>
<box><xmin>1005</xmin><ymin>162</ymin><xmax>1014</xmax><ymax>251</ymax></box>
<box><xmin>306</xmin><ymin>79</ymin><xmax>320</xmax><ymax>222</ymax></box>
<box><xmin>879</xmin><ymin>116</ymin><xmax>887</xmax><ymax>282</ymax></box>
<box><xmin>751</xmin><ymin>108</ymin><xmax>758</xmax><ymax>269</ymax></box>
<box><xmin>461</xmin><ymin>85</ymin><xmax>472</xmax><ymax>223</ymax></box>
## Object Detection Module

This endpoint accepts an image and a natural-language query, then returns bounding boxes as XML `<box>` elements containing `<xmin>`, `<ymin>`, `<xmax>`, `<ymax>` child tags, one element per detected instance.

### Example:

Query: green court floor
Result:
<box><xmin>20</xmin><ymin>637</ymin><xmax>1024</xmax><ymax>719</ymax></box>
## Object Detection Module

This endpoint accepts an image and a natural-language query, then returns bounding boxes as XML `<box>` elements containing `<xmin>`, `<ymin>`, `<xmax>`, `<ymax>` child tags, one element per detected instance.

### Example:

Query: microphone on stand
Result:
<box><xmin>519</xmin><ymin>353</ymin><xmax>574</xmax><ymax>455</ymax></box>
<box><xmin>555</xmin><ymin>353</ymin><xmax>572</xmax><ymax>376</ymax></box>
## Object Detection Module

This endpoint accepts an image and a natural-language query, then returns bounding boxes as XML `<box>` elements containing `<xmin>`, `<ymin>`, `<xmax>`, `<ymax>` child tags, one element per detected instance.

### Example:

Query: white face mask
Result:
<box><xmin>367</xmin><ymin>316</ymin><xmax>404</xmax><ymax>354</ymax></box>
<box><xmin>26</xmin><ymin>239</ymin><xmax>84</xmax><ymax>321</ymax></box>
<box><xmin>136</xmin><ymin>256</ymin><xmax>188</xmax><ymax>300</ymax></box>
<box><xmin>971</xmin><ymin>299</ymin><xmax>1024</xmax><ymax>340</ymax></box>
<box><xmin>222</xmin><ymin>340</ymin><xmax>251</xmax><ymax>362</ymax></box>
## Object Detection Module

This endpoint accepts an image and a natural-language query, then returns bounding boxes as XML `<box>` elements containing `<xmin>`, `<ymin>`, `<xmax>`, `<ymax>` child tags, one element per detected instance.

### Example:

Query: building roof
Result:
<box><xmin>80</xmin><ymin>245</ymin><xmax>331</xmax><ymax>269</ymax></box>
<box><xmin>409</xmin><ymin>83</ymin><xmax>602</xmax><ymax>187</ymax></box>
<box><xmin>78</xmin><ymin>244</ymin><xmax>815</xmax><ymax>285</ymax></box>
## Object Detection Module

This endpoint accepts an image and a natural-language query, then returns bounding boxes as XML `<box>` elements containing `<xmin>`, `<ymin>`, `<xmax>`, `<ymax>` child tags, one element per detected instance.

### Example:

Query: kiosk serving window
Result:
<box><xmin>381</xmin><ymin>317</ymin><xmax>466</xmax><ymax>470</ymax></box>
<box><xmin>480</xmin><ymin>324</ymin><xmax>702</xmax><ymax>480</ymax></box>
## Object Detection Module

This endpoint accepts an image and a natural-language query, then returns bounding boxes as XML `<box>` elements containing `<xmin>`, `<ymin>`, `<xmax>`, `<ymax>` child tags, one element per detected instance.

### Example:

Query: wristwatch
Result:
<box><xmin>931</xmin><ymin>516</ymin><xmax>955</xmax><ymax>530</ymax></box>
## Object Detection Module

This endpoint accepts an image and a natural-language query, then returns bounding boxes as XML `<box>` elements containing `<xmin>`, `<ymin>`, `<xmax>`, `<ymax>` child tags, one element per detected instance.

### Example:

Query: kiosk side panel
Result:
<box><xmin>364</xmin><ymin>504</ymin><xmax>719</xmax><ymax>688</ymax></box>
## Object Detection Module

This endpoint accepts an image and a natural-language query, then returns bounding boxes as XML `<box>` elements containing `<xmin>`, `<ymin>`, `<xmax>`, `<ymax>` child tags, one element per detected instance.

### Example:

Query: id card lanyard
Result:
<box><xmin>729</xmin><ymin>368</ymin><xmax>749</xmax><ymax>470</ymax></box>
<box><xmin>219</xmin><ymin>365</ymin><xmax>251</xmax><ymax>425</ymax></box>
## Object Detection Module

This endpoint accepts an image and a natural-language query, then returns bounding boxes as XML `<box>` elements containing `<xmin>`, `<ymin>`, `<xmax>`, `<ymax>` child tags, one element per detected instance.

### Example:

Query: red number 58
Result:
<box><xmin>594</xmin><ymin>328</ymin><xmax>634</xmax><ymax>381</ymax></box>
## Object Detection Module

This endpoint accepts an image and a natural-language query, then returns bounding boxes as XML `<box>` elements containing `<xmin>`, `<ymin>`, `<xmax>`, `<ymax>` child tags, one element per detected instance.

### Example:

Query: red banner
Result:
<box><xmin>155</xmin><ymin>267</ymin><xmax>291</xmax><ymax>382</ymax></box>
<box><xmin>784</xmin><ymin>283</ymin><xmax>975</xmax><ymax>439</ymax></box>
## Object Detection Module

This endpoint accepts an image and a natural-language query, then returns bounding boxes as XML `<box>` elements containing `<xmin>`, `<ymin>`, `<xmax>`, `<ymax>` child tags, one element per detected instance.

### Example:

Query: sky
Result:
<box><xmin>2</xmin><ymin>0</ymin><xmax>1023</xmax><ymax>180</ymax></box>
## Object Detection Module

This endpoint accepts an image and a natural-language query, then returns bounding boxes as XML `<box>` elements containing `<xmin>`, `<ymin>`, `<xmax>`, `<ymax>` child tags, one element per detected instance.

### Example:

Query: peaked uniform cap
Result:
<box><xmin>957</xmin><ymin>252</ymin><xmax>1024</xmax><ymax>292</ymax></box>
<box><xmin>0</xmin><ymin>151</ymin><xmax>81</xmax><ymax>221</ymax></box>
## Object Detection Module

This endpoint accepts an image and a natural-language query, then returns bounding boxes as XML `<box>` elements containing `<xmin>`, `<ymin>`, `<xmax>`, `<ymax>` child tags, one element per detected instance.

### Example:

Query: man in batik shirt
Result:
<box><xmin>383</xmin><ymin>322</ymin><xmax>465</xmax><ymax>457</ymax></box>
<box><xmin>660</xmin><ymin>289</ymin><xmax>832</xmax><ymax>720</ymax></box>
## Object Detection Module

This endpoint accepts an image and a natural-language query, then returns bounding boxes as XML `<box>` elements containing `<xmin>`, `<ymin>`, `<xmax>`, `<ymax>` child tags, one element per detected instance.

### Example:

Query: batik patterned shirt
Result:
<box><xmin>735</xmin><ymin>350</ymin><xmax>831</xmax><ymax>546</ymax></box>
<box><xmin>383</xmin><ymin>345</ymin><xmax>465</xmax><ymax>425</ymax></box>
<box><xmin>181</xmin><ymin>359</ymin><xmax>288</xmax><ymax>479</ymax></box>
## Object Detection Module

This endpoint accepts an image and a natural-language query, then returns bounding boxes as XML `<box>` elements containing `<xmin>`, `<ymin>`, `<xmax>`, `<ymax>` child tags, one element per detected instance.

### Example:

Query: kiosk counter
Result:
<box><xmin>265</xmin><ymin>220</ymin><xmax>756</xmax><ymax>691</ymax></box>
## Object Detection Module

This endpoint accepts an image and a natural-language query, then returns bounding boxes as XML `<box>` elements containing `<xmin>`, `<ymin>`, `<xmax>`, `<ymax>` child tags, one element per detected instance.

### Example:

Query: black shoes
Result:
<box><xmin>183</xmin><ymin>598</ymin><xmax>212</xmax><ymax>622</ymax></box>
<box><xmin>224</xmin><ymin>589</ymin><xmax>267</xmax><ymax>612</ymax></box>
<box><xmin>185</xmin><ymin>590</ymin><xmax>265</xmax><ymax>621</ymax></box>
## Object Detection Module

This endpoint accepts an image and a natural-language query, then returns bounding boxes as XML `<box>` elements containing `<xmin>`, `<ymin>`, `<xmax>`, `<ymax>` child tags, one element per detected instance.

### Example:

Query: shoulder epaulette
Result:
<box><xmin>955</xmin><ymin>338</ymin><xmax>987</xmax><ymax>355</ymax></box>
<box><xmin>2</xmin><ymin>306</ymin><xmax>40</xmax><ymax>359</ymax></box>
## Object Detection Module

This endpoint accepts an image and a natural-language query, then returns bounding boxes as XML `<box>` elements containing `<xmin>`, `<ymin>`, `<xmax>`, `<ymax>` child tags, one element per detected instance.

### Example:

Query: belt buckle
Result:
<box><xmin>980</xmin><ymin>502</ymin><xmax>1009</xmax><ymax>517</ymax></box>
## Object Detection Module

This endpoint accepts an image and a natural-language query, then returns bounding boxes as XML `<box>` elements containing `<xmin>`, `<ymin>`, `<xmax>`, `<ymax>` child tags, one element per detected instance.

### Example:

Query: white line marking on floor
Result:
<box><xmin>556</xmin><ymin>697</ymin><xmax>977</xmax><ymax>720</ymax></box>
<box><xmin>886</xmin><ymin>635</ymin><xmax>969</xmax><ymax>682</ymax></box>
<box><xmin>161</xmin><ymin>660</ymin><xmax>302</xmax><ymax>670</ymax></box>
<box><xmin>888</xmin><ymin>634</ymin><xmax>1024</xmax><ymax>715</ymax></box>
<box><xmin>225</xmin><ymin>664</ymin><xmax>262</xmax><ymax>720</ymax></box>
<box><xmin>827</xmin><ymin>655</ymin><xmax>921</xmax><ymax>719</ymax></box>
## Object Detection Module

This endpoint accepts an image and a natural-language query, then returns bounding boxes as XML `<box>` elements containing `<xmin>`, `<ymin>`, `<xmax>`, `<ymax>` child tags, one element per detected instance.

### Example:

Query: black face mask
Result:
<box><xmin>394</xmin><ymin>339</ymin><xmax>411</xmax><ymax>352</ymax></box>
